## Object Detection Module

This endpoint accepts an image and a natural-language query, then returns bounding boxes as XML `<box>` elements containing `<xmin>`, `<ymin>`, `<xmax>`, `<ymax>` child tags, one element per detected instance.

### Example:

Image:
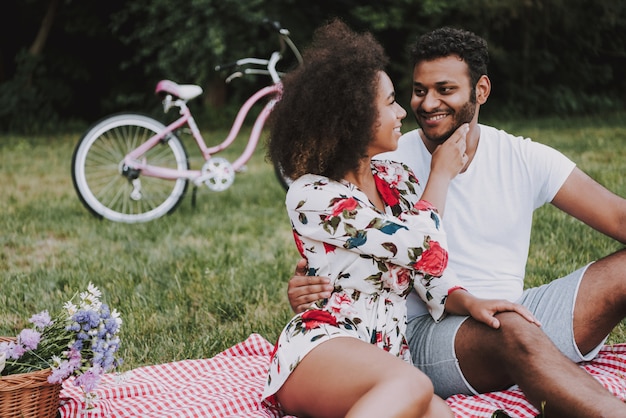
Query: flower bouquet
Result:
<box><xmin>0</xmin><ymin>283</ymin><xmax>122</xmax><ymax>417</ymax></box>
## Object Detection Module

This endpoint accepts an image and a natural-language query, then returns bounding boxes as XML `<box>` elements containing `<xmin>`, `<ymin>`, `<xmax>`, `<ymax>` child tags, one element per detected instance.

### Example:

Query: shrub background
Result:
<box><xmin>1</xmin><ymin>0</ymin><xmax>625</xmax><ymax>133</ymax></box>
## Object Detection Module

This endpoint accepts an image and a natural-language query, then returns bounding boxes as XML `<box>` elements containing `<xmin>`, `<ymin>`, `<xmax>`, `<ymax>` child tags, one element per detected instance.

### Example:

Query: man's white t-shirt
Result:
<box><xmin>378</xmin><ymin>124</ymin><xmax>576</xmax><ymax>319</ymax></box>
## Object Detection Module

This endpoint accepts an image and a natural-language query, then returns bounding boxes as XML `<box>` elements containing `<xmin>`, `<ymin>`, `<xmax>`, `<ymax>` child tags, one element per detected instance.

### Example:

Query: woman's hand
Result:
<box><xmin>430</xmin><ymin>123</ymin><xmax>469</xmax><ymax>181</ymax></box>
<box><xmin>420</xmin><ymin>124</ymin><xmax>469</xmax><ymax>215</ymax></box>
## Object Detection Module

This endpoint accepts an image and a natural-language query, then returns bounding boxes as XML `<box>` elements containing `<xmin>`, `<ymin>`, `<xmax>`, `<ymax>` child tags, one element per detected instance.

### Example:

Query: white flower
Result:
<box><xmin>87</xmin><ymin>283</ymin><xmax>102</xmax><ymax>299</ymax></box>
<box><xmin>64</xmin><ymin>301</ymin><xmax>78</xmax><ymax>316</ymax></box>
<box><xmin>111</xmin><ymin>309</ymin><xmax>123</xmax><ymax>326</ymax></box>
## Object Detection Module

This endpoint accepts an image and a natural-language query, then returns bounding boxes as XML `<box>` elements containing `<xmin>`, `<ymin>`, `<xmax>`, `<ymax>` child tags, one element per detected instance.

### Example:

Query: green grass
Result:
<box><xmin>1</xmin><ymin>112</ymin><xmax>625</xmax><ymax>372</ymax></box>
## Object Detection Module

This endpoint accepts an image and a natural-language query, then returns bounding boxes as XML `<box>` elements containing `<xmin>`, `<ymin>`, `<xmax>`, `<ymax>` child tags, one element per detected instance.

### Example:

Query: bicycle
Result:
<box><xmin>71</xmin><ymin>20</ymin><xmax>301</xmax><ymax>223</ymax></box>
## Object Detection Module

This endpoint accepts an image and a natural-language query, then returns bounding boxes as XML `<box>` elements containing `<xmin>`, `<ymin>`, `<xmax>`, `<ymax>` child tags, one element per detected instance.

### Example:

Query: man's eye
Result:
<box><xmin>413</xmin><ymin>89</ymin><xmax>425</xmax><ymax>96</ymax></box>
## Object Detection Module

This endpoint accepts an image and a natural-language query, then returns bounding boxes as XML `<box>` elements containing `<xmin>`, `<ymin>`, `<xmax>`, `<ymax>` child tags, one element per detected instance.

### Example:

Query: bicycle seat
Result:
<box><xmin>155</xmin><ymin>80</ymin><xmax>203</xmax><ymax>101</ymax></box>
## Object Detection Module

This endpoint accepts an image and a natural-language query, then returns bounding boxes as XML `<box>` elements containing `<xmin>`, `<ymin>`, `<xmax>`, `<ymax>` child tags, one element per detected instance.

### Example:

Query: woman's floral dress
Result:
<box><xmin>262</xmin><ymin>160</ymin><xmax>462</xmax><ymax>405</ymax></box>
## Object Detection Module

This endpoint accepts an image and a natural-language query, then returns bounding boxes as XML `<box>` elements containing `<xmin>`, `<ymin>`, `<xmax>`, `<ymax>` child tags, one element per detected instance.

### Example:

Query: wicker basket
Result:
<box><xmin>0</xmin><ymin>337</ymin><xmax>62</xmax><ymax>418</ymax></box>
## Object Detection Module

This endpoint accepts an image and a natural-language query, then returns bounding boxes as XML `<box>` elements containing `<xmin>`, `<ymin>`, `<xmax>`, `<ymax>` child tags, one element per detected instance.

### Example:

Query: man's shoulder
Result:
<box><xmin>477</xmin><ymin>123</ymin><xmax>572</xmax><ymax>172</ymax></box>
<box><xmin>479</xmin><ymin>124</ymin><xmax>523</xmax><ymax>141</ymax></box>
<box><xmin>478</xmin><ymin>124</ymin><xmax>537</xmax><ymax>152</ymax></box>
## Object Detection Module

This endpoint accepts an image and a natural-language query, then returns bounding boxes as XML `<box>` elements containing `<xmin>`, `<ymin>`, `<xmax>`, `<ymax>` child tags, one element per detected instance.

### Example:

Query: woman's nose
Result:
<box><xmin>395</xmin><ymin>103</ymin><xmax>407</xmax><ymax>119</ymax></box>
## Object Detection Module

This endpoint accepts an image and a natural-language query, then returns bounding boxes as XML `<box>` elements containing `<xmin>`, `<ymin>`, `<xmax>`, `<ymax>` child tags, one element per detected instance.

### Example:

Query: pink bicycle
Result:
<box><xmin>71</xmin><ymin>20</ymin><xmax>301</xmax><ymax>223</ymax></box>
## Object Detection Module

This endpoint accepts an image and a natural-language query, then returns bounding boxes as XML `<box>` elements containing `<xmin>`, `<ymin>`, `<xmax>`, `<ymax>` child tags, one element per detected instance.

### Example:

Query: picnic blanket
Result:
<box><xmin>58</xmin><ymin>333</ymin><xmax>626</xmax><ymax>417</ymax></box>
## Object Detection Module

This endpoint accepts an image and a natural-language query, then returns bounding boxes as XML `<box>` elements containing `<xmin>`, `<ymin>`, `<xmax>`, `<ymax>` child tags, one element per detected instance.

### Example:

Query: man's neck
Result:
<box><xmin>420</xmin><ymin>123</ymin><xmax>481</xmax><ymax>173</ymax></box>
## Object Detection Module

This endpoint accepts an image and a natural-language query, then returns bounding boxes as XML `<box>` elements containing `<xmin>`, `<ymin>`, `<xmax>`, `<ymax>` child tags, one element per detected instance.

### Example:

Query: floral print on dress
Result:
<box><xmin>262</xmin><ymin>160</ymin><xmax>463</xmax><ymax>405</ymax></box>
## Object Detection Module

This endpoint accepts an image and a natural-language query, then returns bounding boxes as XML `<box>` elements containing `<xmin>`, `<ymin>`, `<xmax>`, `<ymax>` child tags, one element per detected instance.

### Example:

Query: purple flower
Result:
<box><xmin>72</xmin><ymin>310</ymin><xmax>100</xmax><ymax>330</ymax></box>
<box><xmin>73</xmin><ymin>364</ymin><xmax>103</xmax><ymax>393</ymax></box>
<box><xmin>104</xmin><ymin>317</ymin><xmax>120</xmax><ymax>334</ymax></box>
<box><xmin>100</xmin><ymin>304</ymin><xmax>111</xmax><ymax>319</ymax></box>
<box><xmin>67</xmin><ymin>347</ymin><xmax>83</xmax><ymax>363</ymax></box>
<box><xmin>66</xmin><ymin>322</ymin><xmax>81</xmax><ymax>332</ymax></box>
<box><xmin>48</xmin><ymin>360</ymin><xmax>74</xmax><ymax>383</ymax></box>
<box><xmin>48</xmin><ymin>348</ymin><xmax>83</xmax><ymax>384</ymax></box>
<box><xmin>71</xmin><ymin>339</ymin><xmax>84</xmax><ymax>351</ymax></box>
<box><xmin>102</xmin><ymin>351</ymin><xmax>116</xmax><ymax>370</ymax></box>
<box><xmin>29</xmin><ymin>311</ymin><xmax>53</xmax><ymax>329</ymax></box>
<box><xmin>18</xmin><ymin>329</ymin><xmax>42</xmax><ymax>351</ymax></box>
<box><xmin>3</xmin><ymin>341</ymin><xmax>26</xmax><ymax>360</ymax></box>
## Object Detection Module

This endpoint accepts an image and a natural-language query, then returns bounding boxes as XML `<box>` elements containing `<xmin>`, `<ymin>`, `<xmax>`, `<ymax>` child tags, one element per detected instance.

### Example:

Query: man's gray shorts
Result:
<box><xmin>406</xmin><ymin>263</ymin><xmax>607</xmax><ymax>399</ymax></box>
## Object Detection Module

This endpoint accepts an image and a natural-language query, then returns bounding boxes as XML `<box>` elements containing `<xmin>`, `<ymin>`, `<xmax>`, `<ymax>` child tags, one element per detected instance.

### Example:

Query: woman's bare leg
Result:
<box><xmin>276</xmin><ymin>337</ymin><xmax>452</xmax><ymax>418</ymax></box>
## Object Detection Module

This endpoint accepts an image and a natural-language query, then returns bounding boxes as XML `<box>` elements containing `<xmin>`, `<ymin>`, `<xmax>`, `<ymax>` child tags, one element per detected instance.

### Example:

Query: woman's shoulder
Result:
<box><xmin>288</xmin><ymin>173</ymin><xmax>334</xmax><ymax>191</ymax></box>
<box><xmin>286</xmin><ymin>174</ymin><xmax>351</xmax><ymax>205</ymax></box>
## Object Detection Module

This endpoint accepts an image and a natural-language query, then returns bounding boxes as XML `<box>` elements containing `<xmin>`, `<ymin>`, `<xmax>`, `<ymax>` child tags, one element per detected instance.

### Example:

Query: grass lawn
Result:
<box><xmin>1</xmin><ymin>112</ymin><xmax>625</xmax><ymax>371</ymax></box>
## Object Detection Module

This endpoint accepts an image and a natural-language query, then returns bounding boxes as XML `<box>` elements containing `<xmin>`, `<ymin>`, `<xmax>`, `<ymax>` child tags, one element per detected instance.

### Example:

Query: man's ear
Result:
<box><xmin>475</xmin><ymin>75</ymin><xmax>491</xmax><ymax>105</ymax></box>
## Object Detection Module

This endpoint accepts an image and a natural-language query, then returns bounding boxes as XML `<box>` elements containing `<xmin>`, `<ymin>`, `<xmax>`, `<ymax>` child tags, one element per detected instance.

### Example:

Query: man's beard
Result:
<box><xmin>417</xmin><ymin>100</ymin><xmax>476</xmax><ymax>144</ymax></box>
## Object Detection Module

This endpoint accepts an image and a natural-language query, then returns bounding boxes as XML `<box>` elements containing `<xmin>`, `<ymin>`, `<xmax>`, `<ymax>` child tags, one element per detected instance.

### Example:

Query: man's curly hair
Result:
<box><xmin>411</xmin><ymin>27</ymin><xmax>489</xmax><ymax>89</ymax></box>
<box><xmin>267</xmin><ymin>19</ymin><xmax>388</xmax><ymax>181</ymax></box>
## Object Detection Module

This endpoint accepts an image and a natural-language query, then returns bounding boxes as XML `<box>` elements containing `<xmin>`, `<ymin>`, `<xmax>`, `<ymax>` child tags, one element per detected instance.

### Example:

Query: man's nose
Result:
<box><xmin>420</xmin><ymin>92</ymin><xmax>440</xmax><ymax>111</ymax></box>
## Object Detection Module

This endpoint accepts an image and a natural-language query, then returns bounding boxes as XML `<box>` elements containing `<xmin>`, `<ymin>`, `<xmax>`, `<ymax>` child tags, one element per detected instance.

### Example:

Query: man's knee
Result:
<box><xmin>454</xmin><ymin>314</ymin><xmax>544</xmax><ymax>393</ymax></box>
<box><xmin>495</xmin><ymin>312</ymin><xmax>549</xmax><ymax>358</ymax></box>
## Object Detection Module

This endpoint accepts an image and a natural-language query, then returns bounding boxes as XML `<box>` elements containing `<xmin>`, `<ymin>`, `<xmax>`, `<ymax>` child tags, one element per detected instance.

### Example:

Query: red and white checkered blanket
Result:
<box><xmin>59</xmin><ymin>333</ymin><xmax>626</xmax><ymax>417</ymax></box>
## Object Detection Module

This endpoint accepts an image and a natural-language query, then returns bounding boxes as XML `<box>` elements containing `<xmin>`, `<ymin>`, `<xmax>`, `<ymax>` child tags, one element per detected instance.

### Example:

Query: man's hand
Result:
<box><xmin>287</xmin><ymin>259</ymin><xmax>333</xmax><ymax>313</ymax></box>
<box><xmin>446</xmin><ymin>289</ymin><xmax>541</xmax><ymax>329</ymax></box>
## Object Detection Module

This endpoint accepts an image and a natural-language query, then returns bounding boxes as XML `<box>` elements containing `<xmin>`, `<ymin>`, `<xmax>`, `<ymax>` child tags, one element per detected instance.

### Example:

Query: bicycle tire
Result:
<box><xmin>273</xmin><ymin>162</ymin><xmax>293</xmax><ymax>191</ymax></box>
<box><xmin>71</xmin><ymin>113</ymin><xmax>189</xmax><ymax>223</ymax></box>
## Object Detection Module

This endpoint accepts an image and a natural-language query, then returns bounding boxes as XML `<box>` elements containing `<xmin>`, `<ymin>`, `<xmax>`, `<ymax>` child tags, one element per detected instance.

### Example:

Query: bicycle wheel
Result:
<box><xmin>71</xmin><ymin>113</ymin><xmax>189</xmax><ymax>223</ymax></box>
<box><xmin>273</xmin><ymin>162</ymin><xmax>293</xmax><ymax>191</ymax></box>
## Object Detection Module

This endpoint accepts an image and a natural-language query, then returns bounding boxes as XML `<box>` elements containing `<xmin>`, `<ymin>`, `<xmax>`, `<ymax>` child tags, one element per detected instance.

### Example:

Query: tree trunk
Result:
<box><xmin>203</xmin><ymin>76</ymin><xmax>228</xmax><ymax>109</ymax></box>
<box><xmin>29</xmin><ymin>0</ymin><xmax>60</xmax><ymax>56</ymax></box>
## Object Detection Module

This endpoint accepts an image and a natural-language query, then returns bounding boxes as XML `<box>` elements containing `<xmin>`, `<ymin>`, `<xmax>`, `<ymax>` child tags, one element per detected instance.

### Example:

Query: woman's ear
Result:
<box><xmin>475</xmin><ymin>75</ymin><xmax>491</xmax><ymax>105</ymax></box>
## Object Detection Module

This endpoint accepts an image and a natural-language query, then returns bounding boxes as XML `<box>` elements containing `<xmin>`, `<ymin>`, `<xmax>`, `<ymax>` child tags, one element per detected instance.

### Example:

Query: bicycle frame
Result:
<box><xmin>122</xmin><ymin>82</ymin><xmax>281</xmax><ymax>183</ymax></box>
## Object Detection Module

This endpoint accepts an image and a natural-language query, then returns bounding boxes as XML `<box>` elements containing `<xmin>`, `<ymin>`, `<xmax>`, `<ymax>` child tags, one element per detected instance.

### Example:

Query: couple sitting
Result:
<box><xmin>261</xmin><ymin>20</ymin><xmax>626</xmax><ymax>418</ymax></box>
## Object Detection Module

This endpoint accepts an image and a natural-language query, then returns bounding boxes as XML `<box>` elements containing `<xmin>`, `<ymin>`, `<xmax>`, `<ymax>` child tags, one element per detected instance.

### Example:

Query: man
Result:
<box><xmin>286</xmin><ymin>27</ymin><xmax>626</xmax><ymax>417</ymax></box>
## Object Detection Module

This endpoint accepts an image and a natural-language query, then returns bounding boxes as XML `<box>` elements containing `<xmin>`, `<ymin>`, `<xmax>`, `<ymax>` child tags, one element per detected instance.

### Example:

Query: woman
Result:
<box><xmin>263</xmin><ymin>20</ymin><xmax>527</xmax><ymax>418</ymax></box>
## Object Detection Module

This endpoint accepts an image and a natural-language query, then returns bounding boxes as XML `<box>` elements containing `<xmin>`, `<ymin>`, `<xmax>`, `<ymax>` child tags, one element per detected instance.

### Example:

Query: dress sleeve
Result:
<box><xmin>286</xmin><ymin>171</ymin><xmax>460</xmax><ymax>321</ymax></box>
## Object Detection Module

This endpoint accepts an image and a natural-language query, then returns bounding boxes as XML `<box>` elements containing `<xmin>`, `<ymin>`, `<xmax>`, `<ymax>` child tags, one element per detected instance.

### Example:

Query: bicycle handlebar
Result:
<box><xmin>215</xmin><ymin>19</ymin><xmax>302</xmax><ymax>83</ymax></box>
<box><xmin>214</xmin><ymin>61</ymin><xmax>239</xmax><ymax>72</ymax></box>
<box><xmin>262</xmin><ymin>18</ymin><xmax>282</xmax><ymax>33</ymax></box>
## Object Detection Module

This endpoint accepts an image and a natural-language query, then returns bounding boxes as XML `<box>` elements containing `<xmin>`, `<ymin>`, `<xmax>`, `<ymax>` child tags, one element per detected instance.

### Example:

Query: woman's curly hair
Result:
<box><xmin>267</xmin><ymin>19</ymin><xmax>388</xmax><ymax>181</ymax></box>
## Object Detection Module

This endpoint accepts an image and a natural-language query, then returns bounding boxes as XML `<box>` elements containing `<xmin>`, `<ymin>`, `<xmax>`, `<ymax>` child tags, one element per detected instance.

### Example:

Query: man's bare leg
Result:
<box><xmin>455</xmin><ymin>250</ymin><xmax>626</xmax><ymax>417</ymax></box>
<box><xmin>456</xmin><ymin>312</ymin><xmax>626</xmax><ymax>417</ymax></box>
